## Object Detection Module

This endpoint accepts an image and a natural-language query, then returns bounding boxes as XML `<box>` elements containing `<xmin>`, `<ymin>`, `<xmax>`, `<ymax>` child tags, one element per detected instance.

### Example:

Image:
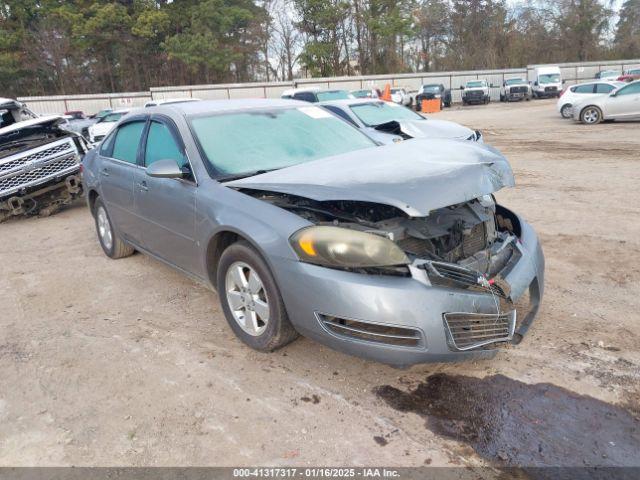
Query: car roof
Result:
<box><xmin>154</xmin><ymin>98</ymin><xmax>311</xmax><ymax>116</ymax></box>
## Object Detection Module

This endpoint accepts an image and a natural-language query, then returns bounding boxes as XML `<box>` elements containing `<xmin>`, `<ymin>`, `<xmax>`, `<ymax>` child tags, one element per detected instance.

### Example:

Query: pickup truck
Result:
<box><xmin>0</xmin><ymin>98</ymin><xmax>88</xmax><ymax>221</ymax></box>
<box><xmin>461</xmin><ymin>80</ymin><xmax>491</xmax><ymax>105</ymax></box>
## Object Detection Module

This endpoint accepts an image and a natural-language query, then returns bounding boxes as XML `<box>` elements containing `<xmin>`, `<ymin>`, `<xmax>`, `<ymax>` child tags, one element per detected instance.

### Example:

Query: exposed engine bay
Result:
<box><xmin>238</xmin><ymin>188</ymin><xmax>520</xmax><ymax>286</ymax></box>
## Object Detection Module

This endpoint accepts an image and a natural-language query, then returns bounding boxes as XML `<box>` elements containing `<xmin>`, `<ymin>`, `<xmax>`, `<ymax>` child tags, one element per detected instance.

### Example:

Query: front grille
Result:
<box><xmin>509</xmin><ymin>86</ymin><xmax>528</xmax><ymax>94</ymax></box>
<box><xmin>466</xmin><ymin>91</ymin><xmax>484</xmax><ymax>99</ymax></box>
<box><xmin>443</xmin><ymin>311</ymin><xmax>516</xmax><ymax>350</ymax></box>
<box><xmin>0</xmin><ymin>137</ymin><xmax>80</xmax><ymax>198</ymax></box>
<box><xmin>0</xmin><ymin>141</ymin><xmax>74</xmax><ymax>174</ymax></box>
<box><xmin>318</xmin><ymin>314</ymin><xmax>423</xmax><ymax>348</ymax></box>
<box><xmin>545</xmin><ymin>86</ymin><xmax>558</xmax><ymax>93</ymax></box>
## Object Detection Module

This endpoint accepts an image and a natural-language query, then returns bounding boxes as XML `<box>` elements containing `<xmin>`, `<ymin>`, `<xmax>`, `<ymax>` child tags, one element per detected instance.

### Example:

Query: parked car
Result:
<box><xmin>595</xmin><ymin>70</ymin><xmax>622</xmax><ymax>81</ymax></box>
<box><xmin>461</xmin><ymin>80</ymin><xmax>491</xmax><ymax>105</ymax></box>
<box><xmin>281</xmin><ymin>87</ymin><xmax>353</xmax><ymax>103</ymax></box>
<box><xmin>319</xmin><ymin>99</ymin><xmax>482</xmax><ymax>144</ymax></box>
<box><xmin>500</xmin><ymin>78</ymin><xmax>531</xmax><ymax>102</ymax></box>
<box><xmin>573</xmin><ymin>80</ymin><xmax>640</xmax><ymax>124</ymax></box>
<box><xmin>618</xmin><ymin>68</ymin><xmax>640</xmax><ymax>83</ymax></box>
<box><xmin>351</xmin><ymin>88</ymin><xmax>380</xmax><ymax>99</ymax></box>
<box><xmin>65</xmin><ymin>110</ymin><xmax>85</xmax><ymax>120</ymax></box>
<box><xmin>0</xmin><ymin>98</ymin><xmax>87</xmax><ymax>221</ymax></box>
<box><xmin>144</xmin><ymin>98</ymin><xmax>201</xmax><ymax>108</ymax></box>
<box><xmin>556</xmin><ymin>81</ymin><xmax>625</xmax><ymax>119</ymax></box>
<box><xmin>415</xmin><ymin>84</ymin><xmax>452</xmax><ymax>110</ymax></box>
<box><xmin>531</xmin><ymin>66</ymin><xmax>563</xmax><ymax>98</ymax></box>
<box><xmin>87</xmin><ymin>109</ymin><xmax>130</xmax><ymax>144</ymax></box>
<box><xmin>390</xmin><ymin>87</ymin><xmax>413</xmax><ymax>107</ymax></box>
<box><xmin>91</xmin><ymin>108</ymin><xmax>113</xmax><ymax>120</ymax></box>
<box><xmin>82</xmin><ymin>99</ymin><xmax>544</xmax><ymax>366</ymax></box>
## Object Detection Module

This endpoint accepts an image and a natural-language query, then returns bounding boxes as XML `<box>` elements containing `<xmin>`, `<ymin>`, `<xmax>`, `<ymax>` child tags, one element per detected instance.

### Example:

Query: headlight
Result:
<box><xmin>290</xmin><ymin>226</ymin><xmax>409</xmax><ymax>268</ymax></box>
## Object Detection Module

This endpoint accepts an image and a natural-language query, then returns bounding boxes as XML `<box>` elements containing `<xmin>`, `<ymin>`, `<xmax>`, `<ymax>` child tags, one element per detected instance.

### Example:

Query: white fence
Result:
<box><xmin>18</xmin><ymin>58</ymin><xmax>640</xmax><ymax>115</ymax></box>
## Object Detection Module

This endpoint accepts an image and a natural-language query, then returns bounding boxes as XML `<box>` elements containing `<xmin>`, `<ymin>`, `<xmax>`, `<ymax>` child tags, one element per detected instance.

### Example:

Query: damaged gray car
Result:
<box><xmin>82</xmin><ymin>99</ymin><xmax>544</xmax><ymax>366</ymax></box>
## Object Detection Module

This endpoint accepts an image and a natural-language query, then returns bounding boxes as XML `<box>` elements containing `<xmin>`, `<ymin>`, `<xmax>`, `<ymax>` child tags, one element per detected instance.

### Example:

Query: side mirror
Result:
<box><xmin>459</xmin><ymin>86</ymin><xmax>465</xmax><ymax>90</ymax></box>
<box><xmin>146</xmin><ymin>159</ymin><xmax>183</xmax><ymax>179</ymax></box>
<box><xmin>562</xmin><ymin>79</ymin><xmax>566</xmax><ymax>84</ymax></box>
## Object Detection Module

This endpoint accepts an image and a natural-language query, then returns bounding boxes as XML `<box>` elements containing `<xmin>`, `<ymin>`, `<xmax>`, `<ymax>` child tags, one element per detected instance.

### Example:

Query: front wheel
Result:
<box><xmin>560</xmin><ymin>104</ymin><xmax>573</xmax><ymax>119</ymax></box>
<box><xmin>94</xmin><ymin>197</ymin><xmax>134</xmax><ymax>259</ymax></box>
<box><xmin>580</xmin><ymin>106</ymin><xmax>602</xmax><ymax>124</ymax></box>
<box><xmin>217</xmin><ymin>241</ymin><xmax>299</xmax><ymax>352</ymax></box>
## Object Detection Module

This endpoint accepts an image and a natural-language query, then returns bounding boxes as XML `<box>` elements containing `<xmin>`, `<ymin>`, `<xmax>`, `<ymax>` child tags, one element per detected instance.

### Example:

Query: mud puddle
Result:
<box><xmin>375</xmin><ymin>374</ymin><xmax>640</xmax><ymax>470</ymax></box>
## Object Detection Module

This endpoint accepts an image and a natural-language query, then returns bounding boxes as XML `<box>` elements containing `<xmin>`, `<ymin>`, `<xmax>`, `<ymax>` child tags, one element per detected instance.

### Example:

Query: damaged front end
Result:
<box><xmin>239</xmin><ymin>188</ymin><xmax>541</xmax><ymax>353</ymax></box>
<box><xmin>0</xmin><ymin>102</ymin><xmax>87</xmax><ymax>222</ymax></box>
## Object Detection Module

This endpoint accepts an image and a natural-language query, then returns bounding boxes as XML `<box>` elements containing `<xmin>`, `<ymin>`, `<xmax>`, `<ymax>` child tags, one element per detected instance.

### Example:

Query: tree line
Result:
<box><xmin>1</xmin><ymin>0</ymin><xmax>639</xmax><ymax>97</ymax></box>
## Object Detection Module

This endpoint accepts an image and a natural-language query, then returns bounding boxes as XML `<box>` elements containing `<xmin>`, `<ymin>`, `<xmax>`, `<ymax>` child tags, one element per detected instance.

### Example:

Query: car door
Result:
<box><xmin>98</xmin><ymin>118</ymin><xmax>147</xmax><ymax>246</ymax></box>
<box><xmin>134</xmin><ymin>116</ymin><xmax>199</xmax><ymax>274</ymax></box>
<box><xmin>605</xmin><ymin>82</ymin><xmax>640</xmax><ymax>119</ymax></box>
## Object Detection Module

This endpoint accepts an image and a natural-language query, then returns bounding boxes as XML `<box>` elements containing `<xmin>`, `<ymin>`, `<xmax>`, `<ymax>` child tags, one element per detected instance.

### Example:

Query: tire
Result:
<box><xmin>93</xmin><ymin>197</ymin><xmax>135</xmax><ymax>259</ymax></box>
<box><xmin>217</xmin><ymin>241</ymin><xmax>299</xmax><ymax>352</ymax></box>
<box><xmin>500</xmin><ymin>94</ymin><xmax>505</xmax><ymax>102</ymax></box>
<box><xmin>560</xmin><ymin>104</ymin><xmax>573</xmax><ymax>119</ymax></box>
<box><xmin>580</xmin><ymin>106</ymin><xmax>603</xmax><ymax>125</ymax></box>
<box><xmin>462</xmin><ymin>99</ymin><xmax>467</xmax><ymax>106</ymax></box>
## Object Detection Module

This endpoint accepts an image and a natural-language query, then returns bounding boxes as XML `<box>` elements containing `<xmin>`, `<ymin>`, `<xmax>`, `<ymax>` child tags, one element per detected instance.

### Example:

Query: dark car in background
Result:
<box><xmin>415</xmin><ymin>84</ymin><xmax>452</xmax><ymax>110</ymax></box>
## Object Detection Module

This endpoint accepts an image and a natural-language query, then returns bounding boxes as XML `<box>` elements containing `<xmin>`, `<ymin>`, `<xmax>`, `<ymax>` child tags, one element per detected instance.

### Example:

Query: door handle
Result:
<box><xmin>137</xmin><ymin>181</ymin><xmax>148</xmax><ymax>192</ymax></box>
<box><xmin>100</xmin><ymin>168</ymin><xmax>109</xmax><ymax>176</ymax></box>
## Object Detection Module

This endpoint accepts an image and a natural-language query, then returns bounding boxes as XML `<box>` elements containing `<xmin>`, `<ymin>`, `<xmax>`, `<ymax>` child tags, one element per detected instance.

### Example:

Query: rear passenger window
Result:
<box><xmin>111</xmin><ymin>121</ymin><xmax>145</xmax><ymax>164</ymax></box>
<box><xmin>595</xmin><ymin>84</ymin><xmax>615</xmax><ymax>93</ymax></box>
<box><xmin>293</xmin><ymin>92</ymin><xmax>317</xmax><ymax>103</ymax></box>
<box><xmin>144</xmin><ymin>121</ymin><xmax>186</xmax><ymax>167</ymax></box>
<box><xmin>574</xmin><ymin>84</ymin><xmax>595</xmax><ymax>94</ymax></box>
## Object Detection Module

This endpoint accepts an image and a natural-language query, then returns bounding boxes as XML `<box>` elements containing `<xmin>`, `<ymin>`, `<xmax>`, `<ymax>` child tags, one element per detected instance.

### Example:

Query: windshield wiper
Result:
<box><xmin>218</xmin><ymin>168</ymin><xmax>280</xmax><ymax>182</ymax></box>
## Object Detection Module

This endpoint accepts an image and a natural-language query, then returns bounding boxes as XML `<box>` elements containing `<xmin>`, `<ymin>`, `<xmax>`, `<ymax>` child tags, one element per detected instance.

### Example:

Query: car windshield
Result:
<box><xmin>629</xmin><ymin>69</ymin><xmax>640</xmax><ymax>75</ymax></box>
<box><xmin>505</xmin><ymin>78</ymin><xmax>525</xmax><ymax>85</ymax></box>
<box><xmin>101</xmin><ymin>112</ymin><xmax>125</xmax><ymax>123</ymax></box>
<box><xmin>466</xmin><ymin>81</ymin><xmax>485</xmax><ymax>88</ymax></box>
<box><xmin>350</xmin><ymin>102</ymin><xmax>423</xmax><ymax>126</ymax></box>
<box><xmin>316</xmin><ymin>90</ymin><xmax>351</xmax><ymax>101</ymax></box>
<box><xmin>423</xmin><ymin>85</ymin><xmax>440</xmax><ymax>93</ymax></box>
<box><xmin>190</xmin><ymin>106</ymin><xmax>375</xmax><ymax>178</ymax></box>
<box><xmin>96</xmin><ymin>110</ymin><xmax>111</xmax><ymax>119</ymax></box>
<box><xmin>539</xmin><ymin>74</ymin><xmax>560</xmax><ymax>84</ymax></box>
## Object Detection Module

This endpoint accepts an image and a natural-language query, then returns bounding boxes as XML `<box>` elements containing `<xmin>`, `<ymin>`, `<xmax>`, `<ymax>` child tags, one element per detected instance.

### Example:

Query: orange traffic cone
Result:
<box><xmin>381</xmin><ymin>84</ymin><xmax>392</xmax><ymax>102</ymax></box>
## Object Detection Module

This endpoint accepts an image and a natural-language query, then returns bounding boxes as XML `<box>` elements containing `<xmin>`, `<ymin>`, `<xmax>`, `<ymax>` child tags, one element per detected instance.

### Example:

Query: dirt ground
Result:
<box><xmin>1</xmin><ymin>99</ymin><xmax>639</xmax><ymax>469</ymax></box>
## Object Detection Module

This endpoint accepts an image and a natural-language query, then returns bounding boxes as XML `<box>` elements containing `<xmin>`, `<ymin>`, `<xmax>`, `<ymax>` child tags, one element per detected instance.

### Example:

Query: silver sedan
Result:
<box><xmin>82</xmin><ymin>99</ymin><xmax>544</xmax><ymax>367</ymax></box>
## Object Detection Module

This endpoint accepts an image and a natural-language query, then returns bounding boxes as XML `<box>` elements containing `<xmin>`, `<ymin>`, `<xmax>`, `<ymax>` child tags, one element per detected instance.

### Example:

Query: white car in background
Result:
<box><xmin>319</xmin><ymin>99</ymin><xmax>482</xmax><ymax>145</ymax></box>
<box><xmin>557</xmin><ymin>81</ymin><xmax>625</xmax><ymax>118</ymax></box>
<box><xmin>390</xmin><ymin>87</ymin><xmax>413</xmax><ymax>107</ymax></box>
<box><xmin>87</xmin><ymin>109</ymin><xmax>130</xmax><ymax>144</ymax></box>
<box><xmin>595</xmin><ymin>70</ymin><xmax>622</xmax><ymax>81</ymax></box>
<box><xmin>573</xmin><ymin>80</ymin><xmax>640</xmax><ymax>124</ymax></box>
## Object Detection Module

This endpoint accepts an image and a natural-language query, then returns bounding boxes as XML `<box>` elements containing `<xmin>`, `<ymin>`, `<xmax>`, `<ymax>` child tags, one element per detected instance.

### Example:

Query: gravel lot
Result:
<box><xmin>1</xmin><ymin>99</ymin><xmax>639</xmax><ymax>468</ymax></box>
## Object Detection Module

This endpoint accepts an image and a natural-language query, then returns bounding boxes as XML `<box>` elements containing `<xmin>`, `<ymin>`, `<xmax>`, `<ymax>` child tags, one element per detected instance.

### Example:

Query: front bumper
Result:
<box><xmin>272</xmin><ymin>216</ymin><xmax>544</xmax><ymax>367</ymax></box>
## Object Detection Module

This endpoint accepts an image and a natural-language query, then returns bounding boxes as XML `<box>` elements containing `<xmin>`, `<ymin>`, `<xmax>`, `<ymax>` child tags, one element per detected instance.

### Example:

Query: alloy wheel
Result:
<box><xmin>225</xmin><ymin>261</ymin><xmax>269</xmax><ymax>336</ymax></box>
<box><xmin>583</xmin><ymin>107</ymin><xmax>600</xmax><ymax>124</ymax></box>
<box><xmin>561</xmin><ymin>105</ymin><xmax>572</xmax><ymax>118</ymax></box>
<box><xmin>96</xmin><ymin>206</ymin><xmax>113</xmax><ymax>251</ymax></box>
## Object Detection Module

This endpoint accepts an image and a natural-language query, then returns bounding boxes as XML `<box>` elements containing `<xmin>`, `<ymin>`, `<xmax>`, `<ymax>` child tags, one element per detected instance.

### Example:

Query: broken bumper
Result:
<box><xmin>272</xmin><ymin>216</ymin><xmax>544</xmax><ymax>367</ymax></box>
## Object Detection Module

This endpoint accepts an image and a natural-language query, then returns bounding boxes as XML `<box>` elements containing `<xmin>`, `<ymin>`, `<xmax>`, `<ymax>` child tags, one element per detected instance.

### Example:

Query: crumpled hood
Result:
<box><xmin>0</xmin><ymin>115</ymin><xmax>64</xmax><ymax>137</ymax></box>
<box><xmin>398</xmin><ymin>119</ymin><xmax>474</xmax><ymax>140</ymax></box>
<box><xmin>227</xmin><ymin>139</ymin><xmax>515</xmax><ymax>217</ymax></box>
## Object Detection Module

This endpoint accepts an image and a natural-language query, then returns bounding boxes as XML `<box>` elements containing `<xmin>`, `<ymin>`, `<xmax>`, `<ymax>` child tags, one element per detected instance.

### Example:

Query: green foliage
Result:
<box><xmin>0</xmin><ymin>0</ymin><xmax>637</xmax><ymax>97</ymax></box>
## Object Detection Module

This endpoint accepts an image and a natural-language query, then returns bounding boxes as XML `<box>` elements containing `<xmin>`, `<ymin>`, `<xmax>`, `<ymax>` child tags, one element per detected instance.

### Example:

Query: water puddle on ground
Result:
<box><xmin>374</xmin><ymin>374</ymin><xmax>640</xmax><ymax>471</ymax></box>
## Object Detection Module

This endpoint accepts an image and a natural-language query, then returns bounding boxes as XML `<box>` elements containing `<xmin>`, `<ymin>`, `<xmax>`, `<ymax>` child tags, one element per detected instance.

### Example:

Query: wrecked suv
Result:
<box><xmin>1</xmin><ymin>98</ymin><xmax>87</xmax><ymax>221</ymax></box>
<box><xmin>83</xmin><ymin>99</ymin><xmax>544</xmax><ymax>366</ymax></box>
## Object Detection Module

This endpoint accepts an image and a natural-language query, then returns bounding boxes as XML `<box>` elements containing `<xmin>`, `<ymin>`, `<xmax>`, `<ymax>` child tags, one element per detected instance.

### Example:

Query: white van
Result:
<box><xmin>531</xmin><ymin>66</ymin><xmax>563</xmax><ymax>98</ymax></box>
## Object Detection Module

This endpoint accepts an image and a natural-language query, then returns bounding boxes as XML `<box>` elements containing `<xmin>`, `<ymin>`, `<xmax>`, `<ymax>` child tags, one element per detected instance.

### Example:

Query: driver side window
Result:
<box><xmin>144</xmin><ymin>121</ymin><xmax>187</xmax><ymax>168</ymax></box>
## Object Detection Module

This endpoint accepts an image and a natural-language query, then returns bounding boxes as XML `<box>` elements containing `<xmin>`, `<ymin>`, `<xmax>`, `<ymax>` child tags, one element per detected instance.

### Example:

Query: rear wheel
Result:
<box><xmin>560</xmin><ymin>104</ymin><xmax>573</xmax><ymax>119</ymax></box>
<box><xmin>580</xmin><ymin>106</ymin><xmax>602</xmax><ymax>124</ymax></box>
<box><xmin>94</xmin><ymin>197</ymin><xmax>134</xmax><ymax>259</ymax></box>
<box><xmin>217</xmin><ymin>241</ymin><xmax>299</xmax><ymax>352</ymax></box>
